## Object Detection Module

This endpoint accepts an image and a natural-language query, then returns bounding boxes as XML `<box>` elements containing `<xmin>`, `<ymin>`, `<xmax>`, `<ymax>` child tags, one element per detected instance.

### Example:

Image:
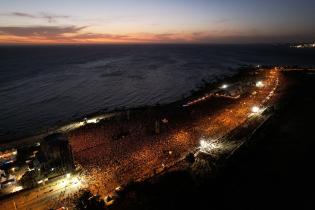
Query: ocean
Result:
<box><xmin>1</xmin><ymin>44</ymin><xmax>315</xmax><ymax>141</ymax></box>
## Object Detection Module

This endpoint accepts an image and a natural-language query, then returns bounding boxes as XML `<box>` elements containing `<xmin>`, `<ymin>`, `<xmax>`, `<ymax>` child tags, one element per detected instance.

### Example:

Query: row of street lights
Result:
<box><xmin>199</xmin><ymin>78</ymin><xmax>269</xmax><ymax>153</ymax></box>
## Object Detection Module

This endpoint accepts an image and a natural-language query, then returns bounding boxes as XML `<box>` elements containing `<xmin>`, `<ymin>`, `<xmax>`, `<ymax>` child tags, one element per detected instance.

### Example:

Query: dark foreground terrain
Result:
<box><xmin>107</xmin><ymin>70</ymin><xmax>315</xmax><ymax>210</ymax></box>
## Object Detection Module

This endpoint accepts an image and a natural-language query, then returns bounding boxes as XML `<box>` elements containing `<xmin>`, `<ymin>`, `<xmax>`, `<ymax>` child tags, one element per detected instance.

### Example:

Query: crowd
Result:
<box><xmin>64</xmin><ymin>69</ymin><xmax>279</xmax><ymax>200</ymax></box>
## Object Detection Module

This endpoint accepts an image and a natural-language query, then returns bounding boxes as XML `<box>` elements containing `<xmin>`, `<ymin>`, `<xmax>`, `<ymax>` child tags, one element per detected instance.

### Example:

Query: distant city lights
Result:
<box><xmin>292</xmin><ymin>43</ymin><xmax>315</xmax><ymax>49</ymax></box>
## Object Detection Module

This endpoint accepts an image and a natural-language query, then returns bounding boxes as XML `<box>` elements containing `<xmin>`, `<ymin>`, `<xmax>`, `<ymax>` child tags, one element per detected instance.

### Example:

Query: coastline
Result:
<box><xmin>66</xmin><ymin>66</ymin><xmax>280</xmax><ymax>196</ymax></box>
<box><xmin>0</xmin><ymin>66</ymin><xmax>293</xmax><ymax>209</ymax></box>
<box><xmin>0</xmin><ymin>65</ymin><xmax>255</xmax><ymax>148</ymax></box>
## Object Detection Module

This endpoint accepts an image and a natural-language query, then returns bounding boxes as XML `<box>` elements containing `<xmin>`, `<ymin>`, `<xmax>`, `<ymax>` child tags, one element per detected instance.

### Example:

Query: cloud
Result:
<box><xmin>0</xmin><ymin>27</ymin><xmax>250</xmax><ymax>43</ymax></box>
<box><xmin>3</xmin><ymin>12</ymin><xmax>70</xmax><ymax>23</ymax></box>
<box><xmin>1</xmin><ymin>25</ymin><xmax>313</xmax><ymax>44</ymax></box>
<box><xmin>150</xmin><ymin>33</ymin><xmax>178</xmax><ymax>41</ymax></box>
<box><xmin>70</xmin><ymin>33</ymin><xmax>129</xmax><ymax>40</ymax></box>
<box><xmin>39</xmin><ymin>13</ymin><xmax>70</xmax><ymax>23</ymax></box>
<box><xmin>0</xmin><ymin>25</ymin><xmax>137</xmax><ymax>43</ymax></box>
<box><xmin>0</xmin><ymin>26</ymin><xmax>86</xmax><ymax>37</ymax></box>
<box><xmin>3</xmin><ymin>12</ymin><xmax>139</xmax><ymax>24</ymax></box>
<box><xmin>11</xmin><ymin>12</ymin><xmax>36</xmax><ymax>18</ymax></box>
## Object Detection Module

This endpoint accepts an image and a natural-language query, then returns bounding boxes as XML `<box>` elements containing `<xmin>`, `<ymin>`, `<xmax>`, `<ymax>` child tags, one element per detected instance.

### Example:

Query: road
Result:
<box><xmin>0</xmin><ymin>174</ymin><xmax>85</xmax><ymax>210</ymax></box>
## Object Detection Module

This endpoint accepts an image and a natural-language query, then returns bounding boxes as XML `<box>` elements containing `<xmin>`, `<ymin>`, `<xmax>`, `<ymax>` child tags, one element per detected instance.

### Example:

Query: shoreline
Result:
<box><xmin>0</xmin><ymin>64</ymin><xmax>258</xmax><ymax>149</ymax></box>
<box><xmin>66</xmin><ymin>66</ymin><xmax>280</xmax><ymax>196</ymax></box>
<box><xmin>2</xmin><ymin>66</ymin><xmax>306</xmax><ymax>209</ymax></box>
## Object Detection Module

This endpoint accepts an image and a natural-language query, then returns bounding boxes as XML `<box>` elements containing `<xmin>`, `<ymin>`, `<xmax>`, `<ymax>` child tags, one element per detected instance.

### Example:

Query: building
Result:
<box><xmin>38</xmin><ymin>133</ymin><xmax>75</xmax><ymax>175</ymax></box>
<box><xmin>0</xmin><ymin>148</ymin><xmax>17</xmax><ymax>165</ymax></box>
<box><xmin>0</xmin><ymin>169</ymin><xmax>16</xmax><ymax>190</ymax></box>
<box><xmin>215</xmin><ymin>81</ymin><xmax>254</xmax><ymax>98</ymax></box>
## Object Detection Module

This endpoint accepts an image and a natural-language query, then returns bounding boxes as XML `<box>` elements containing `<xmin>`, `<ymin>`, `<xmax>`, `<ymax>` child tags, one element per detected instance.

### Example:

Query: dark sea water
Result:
<box><xmin>1</xmin><ymin>44</ymin><xmax>315</xmax><ymax>141</ymax></box>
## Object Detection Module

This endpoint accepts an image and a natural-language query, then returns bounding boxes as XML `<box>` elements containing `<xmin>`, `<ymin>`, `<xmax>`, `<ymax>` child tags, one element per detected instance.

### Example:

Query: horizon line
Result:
<box><xmin>0</xmin><ymin>42</ymin><xmax>294</xmax><ymax>46</ymax></box>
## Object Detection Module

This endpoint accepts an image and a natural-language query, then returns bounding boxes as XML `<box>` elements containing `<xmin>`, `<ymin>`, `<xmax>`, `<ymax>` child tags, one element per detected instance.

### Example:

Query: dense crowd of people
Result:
<box><xmin>65</xmin><ymin>69</ymin><xmax>279</xmax><ymax>200</ymax></box>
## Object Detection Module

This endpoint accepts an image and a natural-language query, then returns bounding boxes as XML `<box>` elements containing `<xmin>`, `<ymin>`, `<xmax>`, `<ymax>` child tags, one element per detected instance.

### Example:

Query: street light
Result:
<box><xmin>220</xmin><ymin>84</ymin><xmax>228</xmax><ymax>89</ymax></box>
<box><xmin>256</xmin><ymin>81</ymin><xmax>264</xmax><ymax>88</ymax></box>
<box><xmin>199</xmin><ymin>138</ymin><xmax>221</xmax><ymax>154</ymax></box>
<box><xmin>12</xmin><ymin>186</ymin><xmax>23</xmax><ymax>193</ymax></box>
<box><xmin>86</xmin><ymin>118</ymin><xmax>99</xmax><ymax>124</ymax></box>
<box><xmin>251</xmin><ymin>106</ymin><xmax>260</xmax><ymax>113</ymax></box>
<box><xmin>200</xmin><ymin>139</ymin><xmax>210</xmax><ymax>149</ymax></box>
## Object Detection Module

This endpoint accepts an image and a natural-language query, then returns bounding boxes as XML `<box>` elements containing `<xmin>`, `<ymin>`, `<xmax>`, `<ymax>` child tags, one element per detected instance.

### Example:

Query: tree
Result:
<box><xmin>75</xmin><ymin>190</ymin><xmax>105</xmax><ymax>210</ymax></box>
<box><xmin>19</xmin><ymin>169</ymin><xmax>41</xmax><ymax>189</ymax></box>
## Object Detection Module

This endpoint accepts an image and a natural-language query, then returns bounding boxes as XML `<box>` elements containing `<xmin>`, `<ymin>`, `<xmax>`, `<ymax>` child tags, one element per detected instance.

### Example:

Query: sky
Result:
<box><xmin>0</xmin><ymin>0</ymin><xmax>314</xmax><ymax>44</ymax></box>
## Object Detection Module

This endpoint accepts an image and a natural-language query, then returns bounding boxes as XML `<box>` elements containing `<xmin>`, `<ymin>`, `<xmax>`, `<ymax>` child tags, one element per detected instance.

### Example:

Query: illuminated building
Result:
<box><xmin>0</xmin><ymin>148</ymin><xmax>17</xmax><ymax>165</ymax></box>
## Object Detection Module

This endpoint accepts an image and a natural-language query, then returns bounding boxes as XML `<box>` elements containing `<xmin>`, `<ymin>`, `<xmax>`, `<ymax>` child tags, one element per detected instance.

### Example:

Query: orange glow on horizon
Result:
<box><xmin>0</xmin><ymin>30</ymin><xmax>254</xmax><ymax>45</ymax></box>
<box><xmin>0</xmin><ymin>31</ymin><xmax>206</xmax><ymax>44</ymax></box>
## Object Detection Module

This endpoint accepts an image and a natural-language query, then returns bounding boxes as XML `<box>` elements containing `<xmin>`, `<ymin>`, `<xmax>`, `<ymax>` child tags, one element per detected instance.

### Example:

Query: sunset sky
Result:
<box><xmin>0</xmin><ymin>0</ymin><xmax>314</xmax><ymax>44</ymax></box>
